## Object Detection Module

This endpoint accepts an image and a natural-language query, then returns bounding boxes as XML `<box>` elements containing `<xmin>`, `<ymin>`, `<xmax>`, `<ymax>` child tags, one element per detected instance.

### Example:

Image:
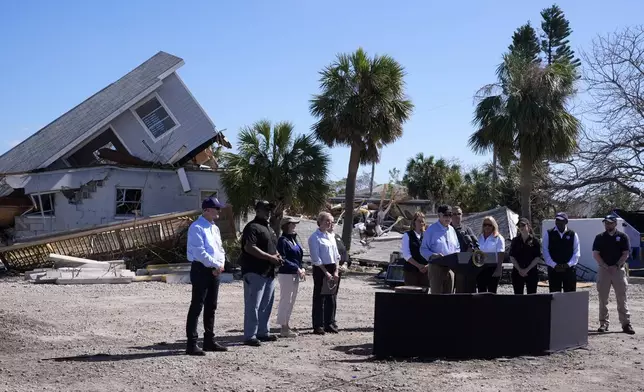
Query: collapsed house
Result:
<box><xmin>0</xmin><ymin>51</ymin><xmax>231</xmax><ymax>242</ymax></box>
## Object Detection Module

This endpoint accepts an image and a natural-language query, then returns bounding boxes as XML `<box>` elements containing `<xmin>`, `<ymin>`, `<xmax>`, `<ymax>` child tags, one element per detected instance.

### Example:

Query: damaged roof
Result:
<box><xmin>0</xmin><ymin>51</ymin><xmax>184</xmax><ymax>174</ymax></box>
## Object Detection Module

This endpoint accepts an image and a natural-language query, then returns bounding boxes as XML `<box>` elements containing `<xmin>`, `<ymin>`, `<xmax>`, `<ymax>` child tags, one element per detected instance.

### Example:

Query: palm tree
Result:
<box><xmin>402</xmin><ymin>153</ymin><xmax>462</xmax><ymax>212</ymax></box>
<box><xmin>469</xmin><ymin>52</ymin><xmax>580</xmax><ymax>220</ymax></box>
<box><xmin>310</xmin><ymin>48</ymin><xmax>413</xmax><ymax>248</ymax></box>
<box><xmin>220</xmin><ymin>120</ymin><xmax>330</xmax><ymax>233</ymax></box>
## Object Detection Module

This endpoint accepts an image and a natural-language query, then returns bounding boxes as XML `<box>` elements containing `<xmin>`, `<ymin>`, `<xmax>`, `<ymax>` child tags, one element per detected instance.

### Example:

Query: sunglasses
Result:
<box><xmin>483</xmin><ymin>223</ymin><xmax>493</xmax><ymax>227</ymax></box>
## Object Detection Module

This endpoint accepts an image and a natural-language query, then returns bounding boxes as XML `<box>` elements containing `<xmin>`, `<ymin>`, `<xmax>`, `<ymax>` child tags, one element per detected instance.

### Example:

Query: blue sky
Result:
<box><xmin>1</xmin><ymin>0</ymin><xmax>642</xmax><ymax>184</ymax></box>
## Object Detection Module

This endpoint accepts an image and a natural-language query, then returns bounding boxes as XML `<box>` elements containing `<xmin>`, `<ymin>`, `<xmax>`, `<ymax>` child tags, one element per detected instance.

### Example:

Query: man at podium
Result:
<box><xmin>420</xmin><ymin>204</ymin><xmax>460</xmax><ymax>294</ymax></box>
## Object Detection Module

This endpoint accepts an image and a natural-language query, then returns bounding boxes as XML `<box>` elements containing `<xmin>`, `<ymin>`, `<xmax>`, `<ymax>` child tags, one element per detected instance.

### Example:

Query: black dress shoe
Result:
<box><xmin>258</xmin><ymin>334</ymin><xmax>278</xmax><ymax>342</ymax></box>
<box><xmin>244</xmin><ymin>338</ymin><xmax>261</xmax><ymax>347</ymax></box>
<box><xmin>203</xmin><ymin>341</ymin><xmax>228</xmax><ymax>352</ymax></box>
<box><xmin>324</xmin><ymin>325</ymin><xmax>339</xmax><ymax>333</ymax></box>
<box><xmin>623</xmin><ymin>324</ymin><xmax>635</xmax><ymax>335</ymax></box>
<box><xmin>313</xmin><ymin>327</ymin><xmax>325</xmax><ymax>335</ymax></box>
<box><xmin>186</xmin><ymin>344</ymin><xmax>206</xmax><ymax>356</ymax></box>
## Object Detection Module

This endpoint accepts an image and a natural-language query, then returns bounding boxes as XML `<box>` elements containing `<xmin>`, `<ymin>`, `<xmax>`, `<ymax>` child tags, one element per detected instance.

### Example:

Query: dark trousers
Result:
<box><xmin>454</xmin><ymin>272</ymin><xmax>478</xmax><ymax>293</ymax></box>
<box><xmin>511</xmin><ymin>268</ymin><xmax>538</xmax><ymax>294</ymax></box>
<box><xmin>547</xmin><ymin>266</ymin><xmax>577</xmax><ymax>292</ymax></box>
<box><xmin>186</xmin><ymin>262</ymin><xmax>220</xmax><ymax>343</ymax></box>
<box><xmin>312</xmin><ymin>264</ymin><xmax>337</xmax><ymax>329</ymax></box>
<box><xmin>476</xmin><ymin>266</ymin><xmax>499</xmax><ymax>293</ymax></box>
<box><xmin>403</xmin><ymin>267</ymin><xmax>429</xmax><ymax>287</ymax></box>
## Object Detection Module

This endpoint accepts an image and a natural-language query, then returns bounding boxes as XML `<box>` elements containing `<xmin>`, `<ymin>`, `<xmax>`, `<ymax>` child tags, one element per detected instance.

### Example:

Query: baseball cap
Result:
<box><xmin>254</xmin><ymin>200</ymin><xmax>274</xmax><ymax>211</ymax></box>
<box><xmin>555</xmin><ymin>212</ymin><xmax>569</xmax><ymax>222</ymax></box>
<box><xmin>602</xmin><ymin>214</ymin><xmax>618</xmax><ymax>223</ymax></box>
<box><xmin>202</xmin><ymin>197</ymin><xmax>224</xmax><ymax>210</ymax></box>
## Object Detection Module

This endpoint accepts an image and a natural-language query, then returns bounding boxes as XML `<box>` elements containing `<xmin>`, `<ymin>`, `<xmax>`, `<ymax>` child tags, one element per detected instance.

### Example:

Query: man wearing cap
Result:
<box><xmin>185</xmin><ymin>197</ymin><xmax>228</xmax><ymax>355</ymax></box>
<box><xmin>240</xmin><ymin>201</ymin><xmax>283</xmax><ymax>346</ymax></box>
<box><xmin>542</xmin><ymin>212</ymin><xmax>581</xmax><ymax>293</ymax></box>
<box><xmin>592</xmin><ymin>214</ymin><xmax>635</xmax><ymax>334</ymax></box>
<box><xmin>420</xmin><ymin>204</ymin><xmax>460</xmax><ymax>294</ymax></box>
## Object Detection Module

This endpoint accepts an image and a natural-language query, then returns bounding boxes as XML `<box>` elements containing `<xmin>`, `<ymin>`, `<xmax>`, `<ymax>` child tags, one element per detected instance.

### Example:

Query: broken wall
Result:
<box><xmin>14</xmin><ymin>168</ymin><xmax>225</xmax><ymax>239</ymax></box>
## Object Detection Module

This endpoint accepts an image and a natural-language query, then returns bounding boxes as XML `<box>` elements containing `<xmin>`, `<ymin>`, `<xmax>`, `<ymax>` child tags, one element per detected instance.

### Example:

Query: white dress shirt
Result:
<box><xmin>187</xmin><ymin>215</ymin><xmax>226</xmax><ymax>269</ymax></box>
<box><xmin>542</xmin><ymin>227</ymin><xmax>581</xmax><ymax>268</ymax></box>
<box><xmin>308</xmin><ymin>229</ymin><xmax>340</xmax><ymax>266</ymax></box>
<box><xmin>478</xmin><ymin>233</ymin><xmax>506</xmax><ymax>254</ymax></box>
<box><xmin>401</xmin><ymin>231</ymin><xmax>422</xmax><ymax>261</ymax></box>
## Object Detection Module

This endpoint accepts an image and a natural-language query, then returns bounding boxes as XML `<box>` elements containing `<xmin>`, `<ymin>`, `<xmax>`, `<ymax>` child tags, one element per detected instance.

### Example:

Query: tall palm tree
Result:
<box><xmin>220</xmin><ymin>120</ymin><xmax>330</xmax><ymax>233</ymax></box>
<box><xmin>310</xmin><ymin>48</ymin><xmax>413</xmax><ymax>248</ymax></box>
<box><xmin>469</xmin><ymin>52</ymin><xmax>580</xmax><ymax>220</ymax></box>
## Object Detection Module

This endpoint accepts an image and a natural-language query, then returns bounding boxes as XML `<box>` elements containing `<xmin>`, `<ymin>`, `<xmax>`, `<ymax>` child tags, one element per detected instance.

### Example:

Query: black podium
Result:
<box><xmin>373</xmin><ymin>291</ymin><xmax>589</xmax><ymax>359</ymax></box>
<box><xmin>432</xmin><ymin>252</ymin><xmax>498</xmax><ymax>293</ymax></box>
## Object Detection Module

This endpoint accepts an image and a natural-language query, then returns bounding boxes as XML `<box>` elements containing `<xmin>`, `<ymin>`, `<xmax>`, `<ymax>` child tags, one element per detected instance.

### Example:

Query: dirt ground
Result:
<box><xmin>0</xmin><ymin>273</ymin><xmax>643</xmax><ymax>392</ymax></box>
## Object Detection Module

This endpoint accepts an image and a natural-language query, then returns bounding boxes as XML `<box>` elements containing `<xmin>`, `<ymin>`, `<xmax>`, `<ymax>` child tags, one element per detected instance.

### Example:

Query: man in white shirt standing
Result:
<box><xmin>542</xmin><ymin>212</ymin><xmax>581</xmax><ymax>293</ymax></box>
<box><xmin>185</xmin><ymin>197</ymin><xmax>228</xmax><ymax>355</ymax></box>
<box><xmin>308</xmin><ymin>212</ymin><xmax>341</xmax><ymax>334</ymax></box>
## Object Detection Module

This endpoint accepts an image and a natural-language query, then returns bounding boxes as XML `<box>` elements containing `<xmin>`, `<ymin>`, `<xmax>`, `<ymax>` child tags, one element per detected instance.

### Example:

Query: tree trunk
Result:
<box><xmin>519</xmin><ymin>155</ymin><xmax>533</xmax><ymax>221</ymax></box>
<box><xmin>342</xmin><ymin>145</ymin><xmax>362</xmax><ymax>252</ymax></box>
<box><xmin>492</xmin><ymin>146</ymin><xmax>498</xmax><ymax>187</ymax></box>
<box><xmin>269</xmin><ymin>208</ymin><xmax>284</xmax><ymax>237</ymax></box>
<box><xmin>369</xmin><ymin>161</ymin><xmax>376</xmax><ymax>197</ymax></box>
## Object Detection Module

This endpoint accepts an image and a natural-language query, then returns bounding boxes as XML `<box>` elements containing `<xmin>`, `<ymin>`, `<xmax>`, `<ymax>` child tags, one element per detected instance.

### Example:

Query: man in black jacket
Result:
<box><xmin>451</xmin><ymin>206</ymin><xmax>477</xmax><ymax>293</ymax></box>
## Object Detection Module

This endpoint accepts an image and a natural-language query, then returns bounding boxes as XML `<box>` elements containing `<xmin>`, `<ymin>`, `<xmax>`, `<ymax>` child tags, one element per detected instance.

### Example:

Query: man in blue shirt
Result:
<box><xmin>420</xmin><ymin>204</ymin><xmax>460</xmax><ymax>294</ymax></box>
<box><xmin>185</xmin><ymin>197</ymin><xmax>228</xmax><ymax>355</ymax></box>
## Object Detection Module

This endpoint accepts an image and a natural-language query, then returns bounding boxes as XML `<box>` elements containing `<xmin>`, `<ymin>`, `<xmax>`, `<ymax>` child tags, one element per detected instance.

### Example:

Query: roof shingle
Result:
<box><xmin>0</xmin><ymin>51</ymin><xmax>184</xmax><ymax>174</ymax></box>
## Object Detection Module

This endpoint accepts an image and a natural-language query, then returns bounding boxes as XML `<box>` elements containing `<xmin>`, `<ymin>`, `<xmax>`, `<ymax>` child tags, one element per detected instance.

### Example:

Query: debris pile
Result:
<box><xmin>134</xmin><ymin>262</ymin><xmax>234</xmax><ymax>284</ymax></box>
<box><xmin>24</xmin><ymin>254</ymin><xmax>134</xmax><ymax>284</ymax></box>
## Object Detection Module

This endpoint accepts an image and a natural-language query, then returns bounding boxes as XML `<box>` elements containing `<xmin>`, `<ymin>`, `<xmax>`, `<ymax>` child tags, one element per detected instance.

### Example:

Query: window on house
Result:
<box><xmin>27</xmin><ymin>193</ymin><xmax>56</xmax><ymax>217</ymax></box>
<box><xmin>115</xmin><ymin>188</ymin><xmax>142</xmax><ymax>216</ymax></box>
<box><xmin>134</xmin><ymin>96</ymin><xmax>177</xmax><ymax>139</ymax></box>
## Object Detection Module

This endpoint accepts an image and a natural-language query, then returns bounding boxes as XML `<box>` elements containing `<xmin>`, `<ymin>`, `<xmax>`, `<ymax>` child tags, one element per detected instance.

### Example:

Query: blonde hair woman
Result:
<box><xmin>476</xmin><ymin>216</ymin><xmax>505</xmax><ymax>293</ymax></box>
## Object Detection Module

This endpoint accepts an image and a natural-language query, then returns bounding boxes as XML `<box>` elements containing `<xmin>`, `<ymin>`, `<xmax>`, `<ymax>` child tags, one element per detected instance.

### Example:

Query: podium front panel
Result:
<box><xmin>373</xmin><ymin>291</ymin><xmax>589</xmax><ymax>359</ymax></box>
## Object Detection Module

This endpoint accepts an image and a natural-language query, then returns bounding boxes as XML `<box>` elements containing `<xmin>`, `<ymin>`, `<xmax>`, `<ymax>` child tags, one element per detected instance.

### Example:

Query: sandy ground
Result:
<box><xmin>1</xmin><ymin>274</ymin><xmax>643</xmax><ymax>392</ymax></box>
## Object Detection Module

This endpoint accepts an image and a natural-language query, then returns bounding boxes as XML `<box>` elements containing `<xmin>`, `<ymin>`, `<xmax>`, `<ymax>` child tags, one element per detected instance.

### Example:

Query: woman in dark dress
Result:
<box><xmin>509</xmin><ymin>218</ymin><xmax>542</xmax><ymax>294</ymax></box>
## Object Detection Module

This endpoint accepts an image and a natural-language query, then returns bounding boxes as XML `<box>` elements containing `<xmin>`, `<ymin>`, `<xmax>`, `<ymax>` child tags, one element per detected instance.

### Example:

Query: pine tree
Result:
<box><xmin>508</xmin><ymin>23</ymin><xmax>541</xmax><ymax>63</ymax></box>
<box><xmin>540</xmin><ymin>4</ymin><xmax>581</xmax><ymax>67</ymax></box>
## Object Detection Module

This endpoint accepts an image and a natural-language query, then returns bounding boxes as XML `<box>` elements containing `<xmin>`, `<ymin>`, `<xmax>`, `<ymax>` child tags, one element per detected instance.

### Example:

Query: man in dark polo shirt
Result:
<box><xmin>240</xmin><ymin>201</ymin><xmax>283</xmax><ymax>346</ymax></box>
<box><xmin>542</xmin><ymin>212</ymin><xmax>580</xmax><ymax>292</ymax></box>
<box><xmin>451</xmin><ymin>206</ymin><xmax>477</xmax><ymax>293</ymax></box>
<box><xmin>593</xmin><ymin>214</ymin><xmax>635</xmax><ymax>334</ymax></box>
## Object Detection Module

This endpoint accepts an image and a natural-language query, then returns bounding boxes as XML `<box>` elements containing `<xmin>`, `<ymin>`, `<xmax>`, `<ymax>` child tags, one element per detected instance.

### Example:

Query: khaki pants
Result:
<box><xmin>597</xmin><ymin>265</ymin><xmax>630</xmax><ymax>327</ymax></box>
<box><xmin>429</xmin><ymin>264</ymin><xmax>453</xmax><ymax>294</ymax></box>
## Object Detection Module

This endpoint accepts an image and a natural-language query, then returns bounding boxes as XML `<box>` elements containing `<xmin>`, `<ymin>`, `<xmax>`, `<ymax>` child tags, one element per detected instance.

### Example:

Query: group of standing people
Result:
<box><xmin>400</xmin><ymin>205</ymin><xmax>635</xmax><ymax>335</ymax></box>
<box><xmin>184</xmin><ymin>198</ymin><xmax>348</xmax><ymax>355</ymax></box>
